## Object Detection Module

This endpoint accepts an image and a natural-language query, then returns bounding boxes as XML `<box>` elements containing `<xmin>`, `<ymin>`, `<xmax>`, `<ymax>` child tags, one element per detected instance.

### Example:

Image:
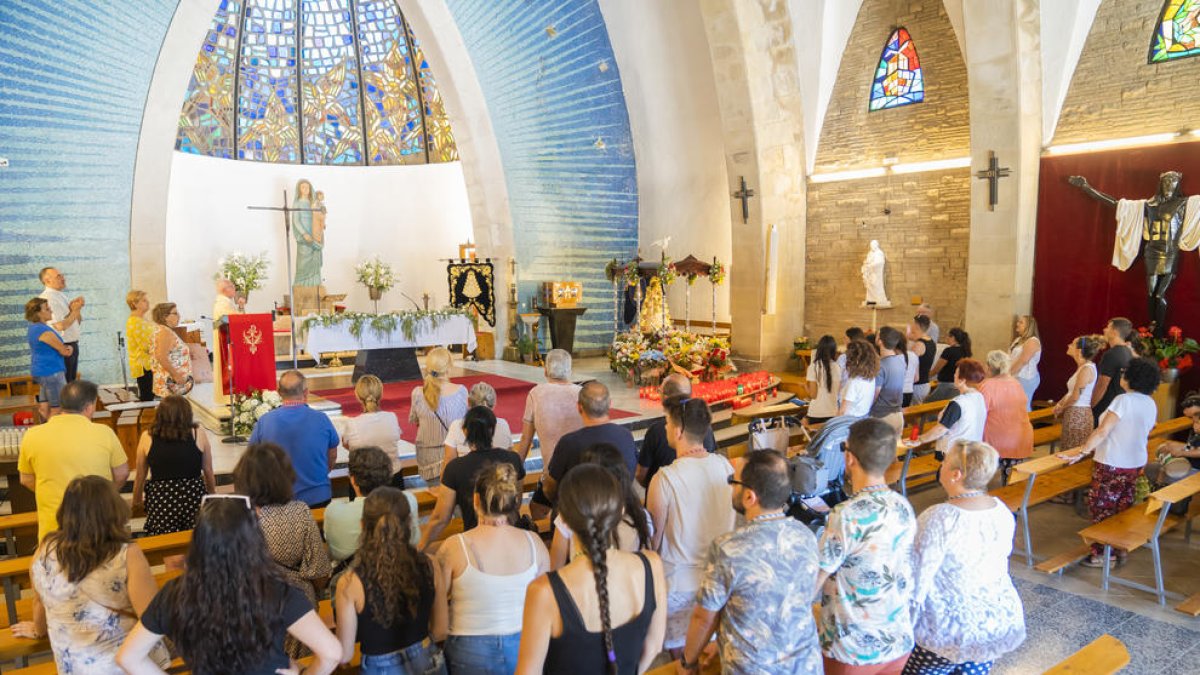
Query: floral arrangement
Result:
<box><xmin>217</xmin><ymin>251</ymin><xmax>270</xmax><ymax>294</ymax></box>
<box><xmin>709</xmin><ymin>258</ymin><xmax>726</xmax><ymax>286</ymax></box>
<box><xmin>604</xmin><ymin>258</ymin><xmax>643</xmax><ymax>287</ymax></box>
<box><xmin>301</xmin><ymin>308</ymin><xmax>474</xmax><ymax>343</ymax></box>
<box><xmin>1136</xmin><ymin>325</ymin><xmax>1199</xmax><ymax>373</ymax></box>
<box><xmin>610</xmin><ymin>329</ymin><xmax>736</xmax><ymax>384</ymax></box>
<box><xmin>355</xmin><ymin>257</ymin><xmax>396</xmax><ymax>292</ymax></box>
<box><xmin>657</xmin><ymin>254</ymin><xmax>677</xmax><ymax>286</ymax></box>
<box><xmin>609</xmin><ymin>331</ymin><xmax>648</xmax><ymax>381</ymax></box>
<box><xmin>232</xmin><ymin>389</ymin><xmax>282</xmax><ymax>436</ymax></box>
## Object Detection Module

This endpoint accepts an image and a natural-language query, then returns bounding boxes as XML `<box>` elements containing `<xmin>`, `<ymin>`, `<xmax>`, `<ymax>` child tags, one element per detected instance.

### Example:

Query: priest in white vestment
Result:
<box><xmin>212</xmin><ymin>279</ymin><xmax>245</xmax><ymax>404</ymax></box>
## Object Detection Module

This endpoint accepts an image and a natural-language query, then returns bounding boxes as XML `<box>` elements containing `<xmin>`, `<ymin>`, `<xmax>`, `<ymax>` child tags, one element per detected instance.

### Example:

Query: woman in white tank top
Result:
<box><xmin>435</xmin><ymin>464</ymin><xmax>549</xmax><ymax>674</ymax></box>
<box><xmin>1053</xmin><ymin>335</ymin><xmax>1104</xmax><ymax>450</ymax></box>
<box><xmin>1009</xmin><ymin>315</ymin><xmax>1043</xmax><ymax>411</ymax></box>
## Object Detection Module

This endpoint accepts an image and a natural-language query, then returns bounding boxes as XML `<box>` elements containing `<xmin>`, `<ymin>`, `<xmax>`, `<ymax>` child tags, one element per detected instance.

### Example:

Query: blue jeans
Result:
<box><xmin>1017</xmin><ymin>373</ymin><xmax>1039</xmax><ymax>411</ymax></box>
<box><xmin>35</xmin><ymin>371</ymin><xmax>66</xmax><ymax>408</ymax></box>
<box><xmin>360</xmin><ymin>638</ymin><xmax>447</xmax><ymax>675</ymax></box>
<box><xmin>445</xmin><ymin>633</ymin><xmax>520</xmax><ymax>674</ymax></box>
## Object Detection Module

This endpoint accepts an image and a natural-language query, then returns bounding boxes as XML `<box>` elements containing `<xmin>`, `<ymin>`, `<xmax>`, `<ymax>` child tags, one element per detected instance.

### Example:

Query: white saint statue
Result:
<box><xmin>861</xmin><ymin>240</ymin><xmax>890</xmax><ymax>307</ymax></box>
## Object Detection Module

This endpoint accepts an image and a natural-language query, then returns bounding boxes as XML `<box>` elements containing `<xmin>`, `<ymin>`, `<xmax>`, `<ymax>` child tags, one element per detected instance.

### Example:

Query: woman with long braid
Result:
<box><xmin>516</xmin><ymin>464</ymin><xmax>666</xmax><ymax>674</ymax></box>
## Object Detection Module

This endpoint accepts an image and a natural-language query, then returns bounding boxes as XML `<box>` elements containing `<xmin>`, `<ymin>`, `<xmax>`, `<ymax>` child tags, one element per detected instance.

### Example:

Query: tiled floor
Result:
<box><xmin>995</xmin><ymin>577</ymin><xmax>1200</xmax><ymax>674</ymax></box>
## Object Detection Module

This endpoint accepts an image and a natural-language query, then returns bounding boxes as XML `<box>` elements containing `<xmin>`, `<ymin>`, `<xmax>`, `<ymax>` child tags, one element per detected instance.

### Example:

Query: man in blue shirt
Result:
<box><xmin>249</xmin><ymin>370</ymin><xmax>339</xmax><ymax>508</ymax></box>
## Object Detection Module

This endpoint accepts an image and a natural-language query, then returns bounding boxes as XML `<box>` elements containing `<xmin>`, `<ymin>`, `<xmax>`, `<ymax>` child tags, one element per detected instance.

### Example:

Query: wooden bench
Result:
<box><xmin>1042</xmin><ymin>634</ymin><xmax>1129</xmax><ymax>674</ymax></box>
<box><xmin>1175</xmin><ymin>590</ymin><xmax>1200</xmax><ymax>617</ymax></box>
<box><xmin>991</xmin><ymin>450</ymin><xmax>1091</xmax><ymax>567</ymax></box>
<box><xmin>1002</xmin><ymin>416</ymin><xmax>1191</xmax><ymax>570</ymax></box>
<box><xmin>729</xmin><ymin>401</ymin><xmax>807</xmax><ymax>427</ymax></box>
<box><xmin>901</xmin><ymin>399</ymin><xmax>948</xmax><ymax>430</ymax></box>
<box><xmin>1076</xmin><ymin>470</ymin><xmax>1200</xmax><ymax>605</ymax></box>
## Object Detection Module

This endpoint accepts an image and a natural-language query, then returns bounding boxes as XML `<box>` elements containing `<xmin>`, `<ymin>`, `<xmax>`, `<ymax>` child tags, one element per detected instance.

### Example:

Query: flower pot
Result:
<box><xmin>368</xmin><ymin>287</ymin><xmax>384</xmax><ymax>301</ymax></box>
<box><xmin>1152</xmin><ymin>376</ymin><xmax>1181</xmax><ymax>423</ymax></box>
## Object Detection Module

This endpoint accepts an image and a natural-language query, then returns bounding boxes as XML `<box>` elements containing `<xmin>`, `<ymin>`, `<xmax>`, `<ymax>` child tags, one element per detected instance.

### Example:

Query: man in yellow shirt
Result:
<box><xmin>18</xmin><ymin>380</ymin><xmax>130</xmax><ymax>541</ymax></box>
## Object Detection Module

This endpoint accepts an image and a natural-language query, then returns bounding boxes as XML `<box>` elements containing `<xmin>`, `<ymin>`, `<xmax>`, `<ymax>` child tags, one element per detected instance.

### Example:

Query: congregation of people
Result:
<box><xmin>15</xmin><ymin>269</ymin><xmax>1188</xmax><ymax>673</ymax></box>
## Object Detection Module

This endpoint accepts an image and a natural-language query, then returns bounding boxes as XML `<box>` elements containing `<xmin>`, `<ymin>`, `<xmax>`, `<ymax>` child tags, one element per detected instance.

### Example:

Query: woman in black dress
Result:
<box><xmin>132</xmin><ymin>394</ymin><xmax>215</xmax><ymax>535</ymax></box>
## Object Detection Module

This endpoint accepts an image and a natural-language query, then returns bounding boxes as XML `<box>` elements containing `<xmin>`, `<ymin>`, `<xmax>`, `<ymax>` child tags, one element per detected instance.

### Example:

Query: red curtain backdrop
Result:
<box><xmin>222</xmin><ymin>313</ymin><xmax>278</xmax><ymax>394</ymax></box>
<box><xmin>1033</xmin><ymin>141</ymin><xmax>1200</xmax><ymax>406</ymax></box>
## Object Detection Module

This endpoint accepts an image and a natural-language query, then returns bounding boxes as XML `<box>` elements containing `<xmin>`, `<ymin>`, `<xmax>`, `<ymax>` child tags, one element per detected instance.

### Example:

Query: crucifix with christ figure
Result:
<box><xmin>975</xmin><ymin>151</ymin><xmax>1011</xmax><ymax>211</ymax></box>
<box><xmin>732</xmin><ymin>176</ymin><xmax>755</xmax><ymax>223</ymax></box>
<box><xmin>247</xmin><ymin>190</ymin><xmax>321</xmax><ymax>369</ymax></box>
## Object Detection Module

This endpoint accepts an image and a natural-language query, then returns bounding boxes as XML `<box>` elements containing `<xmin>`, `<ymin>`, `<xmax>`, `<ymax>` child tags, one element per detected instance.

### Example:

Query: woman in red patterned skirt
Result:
<box><xmin>1053</xmin><ymin>335</ymin><xmax>1105</xmax><ymax>450</ymax></box>
<box><xmin>1057</xmin><ymin>357</ymin><xmax>1161</xmax><ymax>567</ymax></box>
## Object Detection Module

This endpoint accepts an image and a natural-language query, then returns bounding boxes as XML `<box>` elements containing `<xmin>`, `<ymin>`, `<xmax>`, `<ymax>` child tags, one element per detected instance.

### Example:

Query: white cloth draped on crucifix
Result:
<box><xmin>1111</xmin><ymin>196</ymin><xmax>1200</xmax><ymax>270</ymax></box>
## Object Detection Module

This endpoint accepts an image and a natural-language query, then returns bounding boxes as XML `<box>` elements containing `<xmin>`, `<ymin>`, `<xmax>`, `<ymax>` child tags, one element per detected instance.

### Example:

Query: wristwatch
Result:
<box><xmin>679</xmin><ymin>654</ymin><xmax>700</xmax><ymax>671</ymax></box>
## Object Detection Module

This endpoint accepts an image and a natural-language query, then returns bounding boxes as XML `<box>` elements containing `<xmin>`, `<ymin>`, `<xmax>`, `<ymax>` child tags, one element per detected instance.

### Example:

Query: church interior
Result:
<box><xmin>5</xmin><ymin>0</ymin><xmax>1200</xmax><ymax>672</ymax></box>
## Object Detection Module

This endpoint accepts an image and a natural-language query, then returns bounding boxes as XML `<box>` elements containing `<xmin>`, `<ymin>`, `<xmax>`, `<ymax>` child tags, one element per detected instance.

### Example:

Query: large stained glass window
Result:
<box><xmin>176</xmin><ymin>0</ymin><xmax>457</xmax><ymax>165</ymax></box>
<box><xmin>869</xmin><ymin>27</ymin><xmax>924</xmax><ymax>112</ymax></box>
<box><xmin>1149</xmin><ymin>0</ymin><xmax>1200</xmax><ymax>63</ymax></box>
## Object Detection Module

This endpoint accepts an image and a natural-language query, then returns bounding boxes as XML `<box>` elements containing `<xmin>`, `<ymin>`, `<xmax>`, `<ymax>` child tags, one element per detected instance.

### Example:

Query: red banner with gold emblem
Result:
<box><xmin>220</xmin><ymin>313</ymin><xmax>277</xmax><ymax>395</ymax></box>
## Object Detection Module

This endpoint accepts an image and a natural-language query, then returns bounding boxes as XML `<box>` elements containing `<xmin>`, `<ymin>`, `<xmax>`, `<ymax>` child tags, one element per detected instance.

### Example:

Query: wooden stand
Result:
<box><xmin>538</xmin><ymin>306</ymin><xmax>587</xmax><ymax>355</ymax></box>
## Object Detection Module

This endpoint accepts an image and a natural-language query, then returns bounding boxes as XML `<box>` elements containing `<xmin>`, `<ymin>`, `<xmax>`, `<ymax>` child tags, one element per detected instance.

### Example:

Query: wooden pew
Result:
<box><xmin>1077</xmin><ymin>470</ymin><xmax>1200</xmax><ymax>605</ymax></box>
<box><xmin>891</xmin><ymin>406</ymin><xmax>1063</xmax><ymax>498</ymax></box>
<box><xmin>1043</xmin><ymin>634</ymin><xmax>1130</xmax><ymax>674</ymax></box>
<box><xmin>1011</xmin><ymin>416</ymin><xmax>1192</xmax><ymax>572</ymax></box>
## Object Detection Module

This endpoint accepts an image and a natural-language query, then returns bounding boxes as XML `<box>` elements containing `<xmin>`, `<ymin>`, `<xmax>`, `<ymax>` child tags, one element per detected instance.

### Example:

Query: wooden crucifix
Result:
<box><xmin>732</xmin><ymin>176</ymin><xmax>755</xmax><ymax>223</ymax></box>
<box><xmin>974</xmin><ymin>151</ymin><xmax>1011</xmax><ymax>211</ymax></box>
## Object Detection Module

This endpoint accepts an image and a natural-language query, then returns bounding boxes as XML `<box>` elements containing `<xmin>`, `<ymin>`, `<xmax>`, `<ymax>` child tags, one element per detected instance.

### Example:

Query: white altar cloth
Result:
<box><xmin>300</xmin><ymin>315</ymin><xmax>477</xmax><ymax>355</ymax></box>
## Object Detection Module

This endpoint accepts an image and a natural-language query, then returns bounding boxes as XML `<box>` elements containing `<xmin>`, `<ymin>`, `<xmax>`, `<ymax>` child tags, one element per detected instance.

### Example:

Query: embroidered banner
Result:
<box><xmin>220</xmin><ymin>313</ymin><xmax>277</xmax><ymax>395</ymax></box>
<box><xmin>447</xmin><ymin>261</ymin><xmax>495</xmax><ymax>326</ymax></box>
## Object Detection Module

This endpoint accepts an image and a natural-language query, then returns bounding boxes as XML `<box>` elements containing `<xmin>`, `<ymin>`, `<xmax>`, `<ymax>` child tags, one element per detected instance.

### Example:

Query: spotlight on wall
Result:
<box><xmin>0</xmin><ymin>158</ymin><xmax>8</xmax><ymax>168</ymax></box>
<box><xmin>810</xmin><ymin>167</ymin><xmax>888</xmax><ymax>183</ymax></box>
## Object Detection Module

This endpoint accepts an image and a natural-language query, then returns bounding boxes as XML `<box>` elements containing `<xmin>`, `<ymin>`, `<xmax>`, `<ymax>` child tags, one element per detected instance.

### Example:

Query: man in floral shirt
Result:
<box><xmin>816</xmin><ymin>418</ymin><xmax>915</xmax><ymax>675</ymax></box>
<box><xmin>678</xmin><ymin>449</ymin><xmax>821</xmax><ymax>674</ymax></box>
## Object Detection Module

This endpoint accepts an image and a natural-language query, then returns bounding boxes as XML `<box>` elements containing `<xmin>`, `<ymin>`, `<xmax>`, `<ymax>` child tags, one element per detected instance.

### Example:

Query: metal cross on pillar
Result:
<box><xmin>732</xmin><ymin>176</ymin><xmax>756</xmax><ymax>224</ymax></box>
<box><xmin>974</xmin><ymin>150</ymin><xmax>1011</xmax><ymax>211</ymax></box>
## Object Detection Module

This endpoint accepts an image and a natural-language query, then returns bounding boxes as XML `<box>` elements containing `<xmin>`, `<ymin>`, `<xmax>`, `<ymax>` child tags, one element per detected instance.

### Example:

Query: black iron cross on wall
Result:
<box><xmin>732</xmin><ymin>176</ymin><xmax>756</xmax><ymax>224</ymax></box>
<box><xmin>974</xmin><ymin>151</ymin><xmax>1011</xmax><ymax>211</ymax></box>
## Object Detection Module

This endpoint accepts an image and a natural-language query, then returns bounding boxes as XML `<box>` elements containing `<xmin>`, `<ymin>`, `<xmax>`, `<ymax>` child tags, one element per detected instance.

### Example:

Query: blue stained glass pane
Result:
<box><xmin>176</xmin><ymin>0</ymin><xmax>241</xmax><ymax>159</ymax></box>
<box><xmin>238</xmin><ymin>0</ymin><xmax>300</xmax><ymax>163</ymax></box>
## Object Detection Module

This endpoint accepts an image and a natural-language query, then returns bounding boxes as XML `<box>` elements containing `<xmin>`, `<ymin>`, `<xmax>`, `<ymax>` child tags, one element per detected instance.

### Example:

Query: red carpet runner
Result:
<box><xmin>313</xmin><ymin>374</ymin><xmax>637</xmax><ymax>440</ymax></box>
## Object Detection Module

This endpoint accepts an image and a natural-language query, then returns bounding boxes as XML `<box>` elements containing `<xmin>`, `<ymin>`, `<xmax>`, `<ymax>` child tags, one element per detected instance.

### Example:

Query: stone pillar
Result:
<box><xmin>961</xmin><ymin>0</ymin><xmax>1042</xmax><ymax>354</ymax></box>
<box><xmin>699</xmin><ymin>0</ymin><xmax>807</xmax><ymax>370</ymax></box>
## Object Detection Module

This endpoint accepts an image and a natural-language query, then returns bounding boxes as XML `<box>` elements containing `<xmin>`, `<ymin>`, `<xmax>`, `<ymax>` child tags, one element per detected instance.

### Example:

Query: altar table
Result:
<box><xmin>299</xmin><ymin>315</ymin><xmax>477</xmax><ymax>382</ymax></box>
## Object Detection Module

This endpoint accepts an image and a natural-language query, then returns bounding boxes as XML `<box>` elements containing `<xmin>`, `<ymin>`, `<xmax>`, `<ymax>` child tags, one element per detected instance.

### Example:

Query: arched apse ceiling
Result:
<box><xmin>445</xmin><ymin>0</ymin><xmax>638</xmax><ymax>350</ymax></box>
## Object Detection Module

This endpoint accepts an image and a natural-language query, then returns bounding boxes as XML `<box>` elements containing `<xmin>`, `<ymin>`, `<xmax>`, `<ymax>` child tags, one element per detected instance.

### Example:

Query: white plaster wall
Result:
<box><xmin>792</xmin><ymin>0</ymin><xmax>863</xmax><ymax>172</ymax></box>
<box><xmin>1039</xmin><ymin>0</ymin><xmax>1102</xmax><ymax>142</ymax></box>
<box><xmin>163</xmin><ymin>153</ymin><xmax>474</xmax><ymax>322</ymax></box>
<box><xmin>599</xmin><ymin>0</ymin><xmax>731</xmax><ymax>324</ymax></box>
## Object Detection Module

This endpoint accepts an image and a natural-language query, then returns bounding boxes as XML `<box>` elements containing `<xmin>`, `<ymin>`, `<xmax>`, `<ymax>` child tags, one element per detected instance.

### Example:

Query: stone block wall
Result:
<box><xmin>804</xmin><ymin>169</ymin><xmax>969</xmax><ymax>340</ymax></box>
<box><xmin>815</xmin><ymin>0</ymin><xmax>970</xmax><ymax>172</ymax></box>
<box><xmin>1054</xmin><ymin>0</ymin><xmax>1200</xmax><ymax>144</ymax></box>
<box><xmin>803</xmin><ymin>0</ymin><xmax>971</xmax><ymax>342</ymax></box>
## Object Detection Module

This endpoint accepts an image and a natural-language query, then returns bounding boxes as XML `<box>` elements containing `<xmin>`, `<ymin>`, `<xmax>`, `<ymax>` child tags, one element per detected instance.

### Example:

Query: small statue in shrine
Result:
<box><xmin>638</xmin><ymin>277</ymin><xmax>671</xmax><ymax>333</ymax></box>
<box><xmin>1068</xmin><ymin>172</ymin><xmax>1200</xmax><ymax>335</ymax></box>
<box><xmin>861</xmin><ymin>240</ymin><xmax>890</xmax><ymax>307</ymax></box>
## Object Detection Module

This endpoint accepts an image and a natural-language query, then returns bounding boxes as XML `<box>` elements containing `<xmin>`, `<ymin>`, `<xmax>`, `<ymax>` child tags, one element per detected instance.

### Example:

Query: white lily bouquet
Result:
<box><xmin>217</xmin><ymin>251</ymin><xmax>270</xmax><ymax>294</ymax></box>
<box><xmin>355</xmin><ymin>257</ymin><xmax>396</xmax><ymax>292</ymax></box>
<box><xmin>233</xmin><ymin>389</ymin><xmax>283</xmax><ymax>437</ymax></box>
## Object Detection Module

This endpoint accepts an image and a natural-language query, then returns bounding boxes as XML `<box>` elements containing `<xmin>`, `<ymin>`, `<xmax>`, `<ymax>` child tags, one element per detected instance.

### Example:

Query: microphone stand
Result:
<box><xmin>116</xmin><ymin>332</ymin><xmax>130</xmax><ymax>395</ymax></box>
<box><xmin>220</xmin><ymin>316</ymin><xmax>245</xmax><ymax>444</ymax></box>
